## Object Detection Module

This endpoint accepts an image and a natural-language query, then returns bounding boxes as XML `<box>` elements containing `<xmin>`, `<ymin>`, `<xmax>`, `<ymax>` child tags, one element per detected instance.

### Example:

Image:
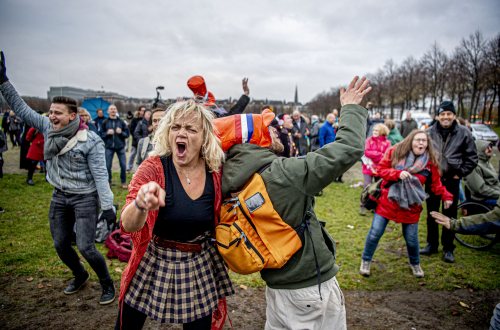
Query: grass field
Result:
<box><xmin>0</xmin><ymin>167</ymin><xmax>498</xmax><ymax>292</ymax></box>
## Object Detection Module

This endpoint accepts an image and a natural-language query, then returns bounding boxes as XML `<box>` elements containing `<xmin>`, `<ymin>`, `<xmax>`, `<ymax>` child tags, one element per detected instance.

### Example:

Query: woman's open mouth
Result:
<box><xmin>176</xmin><ymin>142</ymin><xmax>187</xmax><ymax>157</ymax></box>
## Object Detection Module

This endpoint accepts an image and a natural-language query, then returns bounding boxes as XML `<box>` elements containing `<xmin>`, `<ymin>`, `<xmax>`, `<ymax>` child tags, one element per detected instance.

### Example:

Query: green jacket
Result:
<box><xmin>451</xmin><ymin>198</ymin><xmax>500</xmax><ymax>233</ymax></box>
<box><xmin>221</xmin><ymin>104</ymin><xmax>367</xmax><ymax>289</ymax></box>
<box><xmin>387</xmin><ymin>128</ymin><xmax>403</xmax><ymax>145</ymax></box>
<box><xmin>465</xmin><ymin>140</ymin><xmax>500</xmax><ymax>201</ymax></box>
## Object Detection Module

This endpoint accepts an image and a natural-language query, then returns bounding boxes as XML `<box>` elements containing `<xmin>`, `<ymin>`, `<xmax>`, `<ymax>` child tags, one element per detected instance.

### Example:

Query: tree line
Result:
<box><xmin>307</xmin><ymin>31</ymin><xmax>500</xmax><ymax>124</ymax></box>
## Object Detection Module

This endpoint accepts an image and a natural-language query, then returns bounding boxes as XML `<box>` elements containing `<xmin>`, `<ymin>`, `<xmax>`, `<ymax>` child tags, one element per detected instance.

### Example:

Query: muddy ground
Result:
<box><xmin>0</xmin><ymin>276</ymin><xmax>498</xmax><ymax>329</ymax></box>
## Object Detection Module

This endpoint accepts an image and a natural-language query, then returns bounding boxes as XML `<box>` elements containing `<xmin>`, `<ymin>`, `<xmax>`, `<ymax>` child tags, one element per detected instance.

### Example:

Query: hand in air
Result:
<box><xmin>136</xmin><ymin>181</ymin><xmax>166</xmax><ymax>211</ymax></box>
<box><xmin>430</xmin><ymin>211</ymin><xmax>451</xmax><ymax>229</ymax></box>
<box><xmin>340</xmin><ymin>76</ymin><xmax>372</xmax><ymax>106</ymax></box>
<box><xmin>242</xmin><ymin>77</ymin><xmax>249</xmax><ymax>96</ymax></box>
<box><xmin>0</xmin><ymin>51</ymin><xmax>9</xmax><ymax>84</ymax></box>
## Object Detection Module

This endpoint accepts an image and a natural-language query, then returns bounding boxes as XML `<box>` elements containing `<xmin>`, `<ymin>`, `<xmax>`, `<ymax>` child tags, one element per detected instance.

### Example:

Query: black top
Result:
<box><xmin>153</xmin><ymin>157</ymin><xmax>214</xmax><ymax>241</ymax></box>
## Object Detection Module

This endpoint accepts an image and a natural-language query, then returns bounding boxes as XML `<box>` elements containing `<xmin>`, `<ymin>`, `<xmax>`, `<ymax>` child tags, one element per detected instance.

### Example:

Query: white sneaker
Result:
<box><xmin>410</xmin><ymin>264</ymin><xmax>424</xmax><ymax>278</ymax></box>
<box><xmin>359</xmin><ymin>260</ymin><xmax>371</xmax><ymax>276</ymax></box>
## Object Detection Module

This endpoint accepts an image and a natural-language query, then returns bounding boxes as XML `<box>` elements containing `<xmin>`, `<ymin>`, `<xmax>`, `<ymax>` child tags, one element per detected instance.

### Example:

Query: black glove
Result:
<box><xmin>0</xmin><ymin>51</ymin><xmax>8</xmax><ymax>84</ymax></box>
<box><xmin>100</xmin><ymin>208</ymin><xmax>117</xmax><ymax>226</ymax></box>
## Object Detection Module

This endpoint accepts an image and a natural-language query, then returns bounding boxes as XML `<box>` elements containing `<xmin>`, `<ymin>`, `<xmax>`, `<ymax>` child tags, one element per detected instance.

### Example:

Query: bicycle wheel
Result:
<box><xmin>455</xmin><ymin>201</ymin><xmax>496</xmax><ymax>250</ymax></box>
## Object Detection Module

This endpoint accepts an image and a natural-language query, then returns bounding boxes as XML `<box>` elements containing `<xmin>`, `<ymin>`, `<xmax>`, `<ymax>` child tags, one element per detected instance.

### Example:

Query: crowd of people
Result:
<box><xmin>0</xmin><ymin>50</ymin><xmax>499</xmax><ymax>329</ymax></box>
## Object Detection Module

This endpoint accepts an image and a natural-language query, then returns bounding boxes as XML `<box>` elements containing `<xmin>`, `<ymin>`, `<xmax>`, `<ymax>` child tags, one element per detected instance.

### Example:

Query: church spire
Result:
<box><xmin>294</xmin><ymin>85</ymin><xmax>298</xmax><ymax>105</ymax></box>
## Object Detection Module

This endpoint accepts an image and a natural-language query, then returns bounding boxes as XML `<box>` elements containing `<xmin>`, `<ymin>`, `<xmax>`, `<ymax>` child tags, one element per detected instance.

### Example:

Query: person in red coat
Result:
<box><xmin>26</xmin><ymin>127</ymin><xmax>44</xmax><ymax>185</ymax></box>
<box><xmin>360</xmin><ymin>123</ymin><xmax>391</xmax><ymax>215</ymax></box>
<box><xmin>359</xmin><ymin>130</ymin><xmax>453</xmax><ymax>278</ymax></box>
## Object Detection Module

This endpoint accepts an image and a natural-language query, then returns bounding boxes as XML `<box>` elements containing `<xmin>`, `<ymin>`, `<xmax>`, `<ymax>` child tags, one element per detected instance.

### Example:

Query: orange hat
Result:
<box><xmin>187</xmin><ymin>75</ymin><xmax>216</xmax><ymax>106</ymax></box>
<box><xmin>214</xmin><ymin>109</ymin><xmax>276</xmax><ymax>152</ymax></box>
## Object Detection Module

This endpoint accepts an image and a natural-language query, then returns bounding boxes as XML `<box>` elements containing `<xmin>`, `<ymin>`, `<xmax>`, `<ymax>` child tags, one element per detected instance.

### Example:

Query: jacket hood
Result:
<box><xmin>222</xmin><ymin>144</ymin><xmax>277</xmax><ymax>196</ymax></box>
<box><xmin>475</xmin><ymin>139</ymin><xmax>491</xmax><ymax>161</ymax></box>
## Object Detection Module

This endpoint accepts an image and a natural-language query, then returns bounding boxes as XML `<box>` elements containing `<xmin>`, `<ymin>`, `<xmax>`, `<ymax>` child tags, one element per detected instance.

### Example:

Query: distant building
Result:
<box><xmin>47</xmin><ymin>86</ymin><xmax>128</xmax><ymax>103</ymax></box>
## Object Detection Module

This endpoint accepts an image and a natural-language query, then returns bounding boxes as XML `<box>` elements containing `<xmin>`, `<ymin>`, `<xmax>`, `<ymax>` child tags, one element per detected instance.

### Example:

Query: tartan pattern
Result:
<box><xmin>124</xmin><ymin>238</ymin><xmax>234</xmax><ymax>324</ymax></box>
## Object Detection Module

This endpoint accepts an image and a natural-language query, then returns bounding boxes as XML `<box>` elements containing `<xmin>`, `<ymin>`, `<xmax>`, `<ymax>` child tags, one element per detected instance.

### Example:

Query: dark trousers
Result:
<box><xmin>49</xmin><ymin>190</ymin><xmax>111</xmax><ymax>281</ymax></box>
<box><xmin>27</xmin><ymin>159</ymin><xmax>38</xmax><ymax>181</ymax></box>
<box><xmin>425</xmin><ymin>177</ymin><xmax>460</xmax><ymax>252</ymax></box>
<box><xmin>105</xmin><ymin>148</ymin><xmax>127</xmax><ymax>184</ymax></box>
<box><xmin>9</xmin><ymin>129</ymin><xmax>21</xmax><ymax>146</ymax></box>
<box><xmin>115</xmin><ymin>302</ymin><xmax>212</xmax><ymax>330</ymax></box>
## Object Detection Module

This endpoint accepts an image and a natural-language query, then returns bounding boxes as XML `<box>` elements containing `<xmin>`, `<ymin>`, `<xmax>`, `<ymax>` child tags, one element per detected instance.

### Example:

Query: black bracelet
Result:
<box><xmin>134</xmin><ymin>199</ymin><xmax>147</xmax><ymax>213</ymax></box>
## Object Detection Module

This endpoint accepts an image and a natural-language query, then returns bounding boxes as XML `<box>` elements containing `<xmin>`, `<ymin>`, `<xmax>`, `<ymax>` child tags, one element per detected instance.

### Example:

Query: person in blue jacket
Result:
<box><xmin>319</xmin><ymin>113</ymin><xmax>336</xmax><ymax>147</ymax></box>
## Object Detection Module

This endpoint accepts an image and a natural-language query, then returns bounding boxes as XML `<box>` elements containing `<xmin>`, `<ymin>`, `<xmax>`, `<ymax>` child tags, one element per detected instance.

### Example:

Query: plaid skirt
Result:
<box><xmin>124</xmin><ymin>236</ymin><xmax>234</xmax><ymax>324</ymax></box>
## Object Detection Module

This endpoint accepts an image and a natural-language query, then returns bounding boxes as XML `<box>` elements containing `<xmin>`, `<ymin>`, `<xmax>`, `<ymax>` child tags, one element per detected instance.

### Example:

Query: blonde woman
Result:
<box><xmin>78</xmin><ymin>107</ymin><xmax>97</xmax><ymax>134</ymax></box>
<box><xmin>360</xmin><ymin>123</ymin><xmax>391</xmax><ymax>215</ymax></box>
<box><xmin>116</xmin><ymin>99</ymin><xmax>233</xmax><ymax>330</ymax></box>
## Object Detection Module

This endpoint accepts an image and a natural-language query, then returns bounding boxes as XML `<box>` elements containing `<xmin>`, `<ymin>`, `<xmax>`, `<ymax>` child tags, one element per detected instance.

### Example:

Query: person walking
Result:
<box><xmin>0</xmin><ymin>51</ymin><xmax>117</xmax><ymax>305</ymax></box>
<box><xmin>359</xmin><ymin>130</ymin><xmax>452</xmax><ymax>278</ymax></box>
<box><xmin>421</xmin><ymin>101</ymin><xmax>478</xmax><ymax>263</ymax></box>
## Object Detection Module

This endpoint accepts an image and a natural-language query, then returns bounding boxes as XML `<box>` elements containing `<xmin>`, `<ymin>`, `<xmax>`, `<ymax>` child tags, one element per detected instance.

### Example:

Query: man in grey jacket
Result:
<box><xmin>0</xmin><ymin>51</ymin><xmax>116</xmax><ymax>305</ymax></box>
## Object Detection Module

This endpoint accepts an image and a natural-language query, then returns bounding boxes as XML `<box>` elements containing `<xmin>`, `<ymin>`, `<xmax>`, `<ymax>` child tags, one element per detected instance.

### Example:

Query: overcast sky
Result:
<box><xmin>1</xmin><ymin>0</ymin><xmax>499</xmax><ymax>103</ymax></box>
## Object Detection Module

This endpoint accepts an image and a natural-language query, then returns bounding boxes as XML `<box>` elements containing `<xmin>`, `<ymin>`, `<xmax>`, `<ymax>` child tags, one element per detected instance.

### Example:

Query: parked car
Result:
<box><xmin>470</xmin><ymin>124</ymin><xmax>499</xmax><ymax>144</ymax></box>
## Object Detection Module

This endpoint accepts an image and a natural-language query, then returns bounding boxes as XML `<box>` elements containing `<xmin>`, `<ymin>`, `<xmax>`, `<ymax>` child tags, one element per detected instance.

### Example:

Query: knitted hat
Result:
<box><xmin>214</xmin><ymin>109</ymin><xmax>276</xmax><ymax>152</ymax></box>
<box><xmin>437</xmin><ymin>101</ymin><xmax>456</xmax><ymax>115</ymax></box>
<box><xmin>187</xmin><ymin>75</ymin><xmax>216</xmax><ymax>106</ymax></box>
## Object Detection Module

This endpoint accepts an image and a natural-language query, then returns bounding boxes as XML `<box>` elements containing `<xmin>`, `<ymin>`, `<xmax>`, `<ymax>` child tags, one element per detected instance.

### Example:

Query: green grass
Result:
<box><xmin>0</xmin><ymin>172</ymin><xmax>499</xmax><ymax>291</ymax></box>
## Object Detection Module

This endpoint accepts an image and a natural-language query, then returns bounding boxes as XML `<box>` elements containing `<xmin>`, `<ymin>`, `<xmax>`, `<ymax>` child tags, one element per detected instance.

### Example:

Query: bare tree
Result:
<box><xmin>421</xmin><ymin>42</ymin><xmax>448</xmax><ymax>112</ymax></box>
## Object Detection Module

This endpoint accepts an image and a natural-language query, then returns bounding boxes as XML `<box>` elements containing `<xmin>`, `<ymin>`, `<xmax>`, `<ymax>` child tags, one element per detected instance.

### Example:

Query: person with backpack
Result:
<box><xmin>216</xmin><ymin>76</ymin><xmax>371</xmax><ymax>330</ymax></box>
<box><xmin>0</xmin><ymin>51</ymin><xmax>117</xmax><ymax>305</ymax></box>
<box><xmin>100</xmin><ymin>104</ymin><xmax>130</xmax><ymax>189</ymax></box>
<box><xmin>135</xmin><ymin>108</ymin><xmax>166</xmax><ymax>169</ymax></box>
<box><xmin>359</xmin><ymin>130</ymin><xmax>452</xmax><ymax>279</ymax></box>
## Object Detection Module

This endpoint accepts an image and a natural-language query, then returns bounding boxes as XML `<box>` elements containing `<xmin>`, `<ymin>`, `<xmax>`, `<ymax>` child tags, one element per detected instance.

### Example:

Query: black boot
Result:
<box><xmin>99</xmin><ymin>278</ymin><xmax>115</xmax><ymax>305</ymax></box>
<box><xmin>443</xmin><ymin>251</ymin><xmax>455</xmax><ymax>263</ymax></box>
<box><xmin>64</xmin><ymin>270</ymin><xmax>90</xmax><ymax>295</ymax></box>
<box><xmin>419</xmin><ymin>244</ymin><xmax>438</xmax><ymax>256</ymax></box>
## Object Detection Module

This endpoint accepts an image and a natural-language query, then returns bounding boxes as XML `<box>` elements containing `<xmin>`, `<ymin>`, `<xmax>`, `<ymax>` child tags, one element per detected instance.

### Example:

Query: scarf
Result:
<box><xmin>44</xmin><ymin>115</ymin><xmax>87</xmax><ymax>160</ymax></box>
<box><xmin>388</xmin><ymin>151</ymin><xmax>429</xmax><ymax>210</ymax></box>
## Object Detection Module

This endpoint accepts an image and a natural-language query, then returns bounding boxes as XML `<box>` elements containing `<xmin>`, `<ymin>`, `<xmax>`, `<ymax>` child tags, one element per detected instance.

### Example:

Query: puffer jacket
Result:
<box><xmin>222</xmin><ymin>104</ymin><xmax>367</xmax><ymax>290</ymax></box>
<box><xmin>362</xmin><ymin>135</ymin><xmax>391</xmax><ymax>175</ymax></box>
<box><xmin>375</xmin><ymin>147</ymin><xmax>453</xmax><ymax>224</ymax></box>
<box><xmin>427</xmin><ymin>121</ymin><xmax>478</xmax><ymax>179</ymax></box>
<box><xmin>465</xmin><ymin>140</ymin><xmax>500</xmax><ymax>201</ymax></box>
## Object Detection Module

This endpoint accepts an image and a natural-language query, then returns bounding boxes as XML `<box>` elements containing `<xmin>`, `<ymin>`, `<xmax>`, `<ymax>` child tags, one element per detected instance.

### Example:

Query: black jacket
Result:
<box><xmin>129</xmin><ymin>117</ymin><xmax>142</xmax><ymax>147</ymax></box>
<box><xmin>100</xmin><ymin>117</ymin><xmax>130</xmax><ymax>150</ymax></box>
<box><xmin>134</xmin><ymin>119</ymin><xmax>150</xmax><ymax>143</ymax></box>
<box><xmin>428</xmin><ymin>121</ymin><xmax>478</xmax><ymax>179</ymax></box>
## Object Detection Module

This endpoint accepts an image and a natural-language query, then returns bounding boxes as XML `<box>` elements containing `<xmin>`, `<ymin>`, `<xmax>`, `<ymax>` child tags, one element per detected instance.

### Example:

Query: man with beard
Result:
<box><xmin>422</xmin><ymin>101</ymin><xmax>477</xmax><ymax>263</ymax></box>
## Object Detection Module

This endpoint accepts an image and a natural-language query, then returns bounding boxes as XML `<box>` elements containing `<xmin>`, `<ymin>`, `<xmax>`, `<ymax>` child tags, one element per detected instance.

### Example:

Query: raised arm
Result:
<box><xmin>0</xmin><ymin>52</ymin><xmax>50</xmax><ymax>132</ymax></box>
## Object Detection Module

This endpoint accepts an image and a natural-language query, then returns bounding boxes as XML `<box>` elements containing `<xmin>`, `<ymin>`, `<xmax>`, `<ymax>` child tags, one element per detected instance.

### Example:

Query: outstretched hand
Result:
<box><xmin>0</xmin><ymin>51</ymin><xmax>8</xmax><ymax>84</ymax></box>
<box><xmin>242</xmin><ymin>77</ymin><xmax>249</xmax><ymax>96</ymax></box>
<box><xmin>136</xmin><ymin>181</ymin><xmax>166</xmax><ymax>211</ymax></box>
<box><xmin>340</xmin><ymin>76</ymin><xmax>371</xmax><ymax>106</ymax></box>
<box><xmin>430</xmin><ymin>211</ymin><xmax>451</xmax><ymax>229</ymax></box>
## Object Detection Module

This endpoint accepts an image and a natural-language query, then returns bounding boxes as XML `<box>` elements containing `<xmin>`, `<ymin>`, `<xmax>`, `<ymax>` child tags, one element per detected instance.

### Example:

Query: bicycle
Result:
<box><xmin>455</xmin><ymin>201</ymin><xmax>499</xmax><ymax>250</ymax></box>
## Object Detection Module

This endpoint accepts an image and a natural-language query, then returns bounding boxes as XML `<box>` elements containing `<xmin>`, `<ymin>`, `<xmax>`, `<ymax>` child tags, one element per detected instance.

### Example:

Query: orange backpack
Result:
<box><xmin>215</xmin><ymin>171</ymin><xmax>303</xmax><ymax>274</ymax></box>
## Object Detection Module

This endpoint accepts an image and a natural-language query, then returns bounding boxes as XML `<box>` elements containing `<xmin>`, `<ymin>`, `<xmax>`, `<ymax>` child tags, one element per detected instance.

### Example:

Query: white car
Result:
<box><xmin>470</xmin><ymin>124</ymin><xmax>498</xmax><ymax>144</ymax></box>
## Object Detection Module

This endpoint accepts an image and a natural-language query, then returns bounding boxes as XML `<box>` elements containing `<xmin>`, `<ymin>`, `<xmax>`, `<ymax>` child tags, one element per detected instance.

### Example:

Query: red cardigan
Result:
<box><xmin>118</xmin><ymin>156</ymin><xmax>222</xmax><ymax>303</ymax></box>
<box><xmin>375</xmin><ymin>148</ymin><xmax>453</xmax><ymax>224</ymax></box>
<box><xmin>26</xmin><ymin>127</ymin><xmax>45</xmax><ymax>161</ymax></box>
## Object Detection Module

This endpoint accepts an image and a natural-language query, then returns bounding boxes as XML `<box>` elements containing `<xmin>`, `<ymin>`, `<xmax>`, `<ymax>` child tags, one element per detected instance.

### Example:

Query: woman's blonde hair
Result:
<box><xmin>150</xmin><ymin>99</ymin><xmax>224</xmax><ymax>172</ymax></box>
<box><xmin>384</xmin><ymin>119</ymin><xmax>395</xmax><ymax>130</ymax></box>
<box><xmin>373</xmin><ymin>123</ymin><xmax>390</xmax><ymax>136</ymax></box>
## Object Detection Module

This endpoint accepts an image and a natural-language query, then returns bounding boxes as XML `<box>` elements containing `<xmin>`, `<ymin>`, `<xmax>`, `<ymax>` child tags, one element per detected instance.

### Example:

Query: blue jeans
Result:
<box><xmin>362</xmin><ymin>213</ymin><xmax>420</xmax><ymax>265</ymax></box>
<box><xmin>49</xmin><ymin>190</ymin><xmax>111</xmax><ymax>281</ymax></box>
<box><xmin>105</xmin><ymin>148</ymin><xmax>127</xmax><ymax>184</ymax></box>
